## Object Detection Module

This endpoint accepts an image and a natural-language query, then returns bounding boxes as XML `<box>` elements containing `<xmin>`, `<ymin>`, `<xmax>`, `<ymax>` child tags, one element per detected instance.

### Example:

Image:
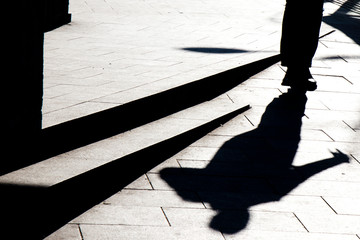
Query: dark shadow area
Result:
<box><xmin>2</xmin><ymin>0</ymin><xmax>70</xmax><ymax>173</ymax></box>
<box><xmin>160</xmin><ymin>89</ymin><xmax>350</xmax><ymax>234</ymax></box>
<box><xmin>0</xmin><ymin>105</ymin><xmax>250</xmax><ymax>239</ymax></box>
<box><xmin>324</xmin><ymin>0</ymin><xmax>360</xmax><ymax>45</ymax></box>
<box><xmin>0</xmin><ymin>54</ymin><xmax>281</xmax><ymax>176</ymax></box>
<box><xmin>2</xmin><ymin>2</ymin><xmax>44</xmax><ymax>171</ymax></box>
<box><xmin>181</xmin><ymin>47</ymin><xmax>250</xmax><ymax>54</ymax></box>
<box><xmin>44</xmin><ymin>0</ymin><xmax>72</xmax><ymax>32</ymax></box>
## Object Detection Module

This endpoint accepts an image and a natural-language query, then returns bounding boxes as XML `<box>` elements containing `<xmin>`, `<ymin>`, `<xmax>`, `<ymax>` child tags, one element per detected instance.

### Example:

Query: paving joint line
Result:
<box><xmin>321</xmin><ymin>196</ymin><xmax>338</xmax><ymax>214</ymax></box>
<box><xmin>145</xmin><ymin>174</ymin><xmax>155</xmax><ymax>190</ymax></box>
<box><xmin>160</xmin><ymin>207</ymin><xmax>172</xmax><ymax>227</ymax></box>
<box><xmin>293</xmin><ymin>212</ymin><xmax>310</xmax><ymax>232</ymax></box>
<box><xmin>78</xmin><ymin>224</ymin><xmax>85</xmax><ymax>240</ymax></box>
<box><xmin>343</xmin><ymin>120</ymin><xmax>357</xmax><ymax>132</ymax></box>
<box><xmin>321</xmin><ymin>129</ymin><xmax>336</xmax><ymax>142</ymax></box>
<box><xmin>244</xmin><ymin>115</ymin><xmax>255</xmax><ymax>126</ymax></box>
<box><xmin>351</xmin><ymin>154</ymin><xmax>360</xmax><ymax>164</ymax></box>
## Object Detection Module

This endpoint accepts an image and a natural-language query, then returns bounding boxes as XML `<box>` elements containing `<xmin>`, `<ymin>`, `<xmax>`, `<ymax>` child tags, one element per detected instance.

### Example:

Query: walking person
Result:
<box><xmin>280</xmin><ymin>0</ymin><xmax>325</xmax><ymax>91</ymax></box>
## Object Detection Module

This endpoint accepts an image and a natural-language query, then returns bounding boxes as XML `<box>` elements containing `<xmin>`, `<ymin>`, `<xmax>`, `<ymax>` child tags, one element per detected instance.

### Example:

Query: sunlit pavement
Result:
<box><xmin>4</xmin><ymin>0</ymin><xmax>360</xmax><ymax>239</ymax></box>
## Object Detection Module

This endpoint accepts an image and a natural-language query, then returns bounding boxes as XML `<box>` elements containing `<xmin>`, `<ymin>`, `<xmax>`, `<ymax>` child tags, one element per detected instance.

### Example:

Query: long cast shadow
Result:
<box><xmin>160</xmin><ymin>89</ymin><xmax>349</xmax><ymax>234</ymax></box>
<box><xmin>0</xmin><ymin>105</ymin><xmax>250</xmax><ymax>239</ymax></box>
<box><xmin>181</xmin><ymin>47</ymin><xmax>250</xmax><ymax>54</ymax></box>
<box><xmin>0</xmin><ymin>55</ymin><xmax>280</xmax><ymax>176</ymax></box>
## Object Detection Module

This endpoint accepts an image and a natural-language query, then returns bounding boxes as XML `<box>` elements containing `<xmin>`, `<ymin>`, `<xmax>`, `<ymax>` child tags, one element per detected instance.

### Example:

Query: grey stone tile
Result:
<box><xmin>0</xmin><ymin>155</ymin><xmax>113</xmax><ymax>187</ymax></box>
<box><xmin>43</xmin><ymin>101</ymin><xmax>119</xmax><ymax>128</ymax></box>
<box><xmin>242</xmin><ymin>106</ymin><xmax>267</xmax><ymax>126</ymax></box>
<box><xmin>169</xmin><ymin>97</ymin><xmax>241</xmax><ymax>121</ymax></box>
<box><xmin>299</xmin><ymin>129</ymin><xmax>334</xmax><ymax>141</ymax></box>
<box><xmin>178</xmin><ymin>146</ymin><xmax>221</xmax><ymax>161</ymax></box>
<box><xmin>271</xmin><ymin>179</ymin><xmax>360</xmax><ymax>198</ymax></box>
<box><xmin>149</xmin><ymin>157</ymin><xmax>181</xmax><ymax>173</ymax></box>
<box><xmin>314</xmin><ymin>92</ymin><xmax>360</xmax><ymax>112</ymax></box>
<box><xmin>163</xmin><ymin>208</ymin><xmax>306</xmax><ymax>233</ymax></box>
<box><xmin>224</xmin><ymin>230</ymin><xmax>359</xmax><ymax>240</ymax></box>
<box><xmin>314</xmin><ymin>75</ymin><xmax>356</xmax><ymax>93</ymax></box>
<box><xmin>250</xmin><ymin>195</ymin><xmax>334</xmax><ymax>213</ymax></box>
<box><xmin>296</xmin><ymin>212</ymin><xmax>360</xmax><ymax>234</ymax></box>
<box><xmin>103</xmin><ymin>189</ymin><xmax>204</xmax><ymax>208</ymax></box>
<box><xmin>297</xmin><ymin>160</ymin><xmax>360</xmax><ymax>182</ymax></box>
<box><xmin>273</xmin><ymin>139</ymin><xmax>357</xmax><ymax>155</ymax></box>
<box><xmin>45</xmin><ymin>224</ymin><xmax>82</xmax><ymax>240</ymax></box>
<box><xmin>190</xmin><ymin>135</ymin><xmax>233</xmax><ymax>148</ymax></box>
<box><xmin>353</xmin><ymin>154</ymin><xmax>360</xmax><ymax>163</ymax></box>
<box><xmin>241</xmin><ymin>78</ymin><xmax>288</xmax><ymax>91</ymax></box>
<box><xmin>310</xmin><ymin>141</ymin><xmax>359</xmax><ymax>156</ymax></box>
<box><xmin>209</xmin><ymin>115</ymin><xmax>256</xmax><ymax>136</ymax></box>
<box><xmin>227</xmin><ymin>87</ymin><xmax>281</xmax><ymax>107</ymax></box>
<box><xmin>323</xmin><ymin>196</ymin><xmax>360</xmax><ymax>215</ymax></box>
<box><xmin>304</xmin><ymin>109</ymin><xmax>360</xmax><ymax>123</ymax></box>
<box><xmin>80</xmin><ymin>225</ymin><xmax>224</xmax><ymax>240</ymax></box>
<box><xmin>71</xmin><ymin>205</ymin><xmax>168</xmax><ymax>226</ymax></box>
<box><xmin>42</xmin><ymin>98</ymin><xmax>82</xmax><ymax>114</ymax></box>
<box><xmin>324</xmin><ymin>128</ymin><xmax>360</xmax><ymax>143</ymax></box>
<box><xmin>343</xmin><ymin>119</ymin><xmax>360</xmax><ymax>131</ymax></box>
<box><xmin>178</xmin><ymin>159</ymin><xmax>210</xmax><ymax>169</ymax></box>
<box><xmin>124</xmin><ymin>175</ymin><xmax>153</xmax><ymax>190</ymax></box>
<box><xmin>249</xmin><ymin>64</ymin><xmax>285</xmax><ymax>80</ymax></box>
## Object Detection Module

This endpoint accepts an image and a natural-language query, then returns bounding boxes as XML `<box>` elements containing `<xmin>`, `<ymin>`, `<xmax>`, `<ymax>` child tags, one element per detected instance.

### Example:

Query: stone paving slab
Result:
<box><xmin>162</xmin><ymin>208</ymin><xmax>307</xmax><ymax>232</ymax></box>
<box><xmin>70</xmin><ymin>205</ymin><xmax>169</xmax><ymax>226</ymax></box>
<box><xmin>78</xmin><ymin>225</ymin><xmax>225</xmax><ymax>240</ymax></box>
<box><xmin>224</xmin><ymin>230</ymin><xmax>359</xmax><ymax>240</ymax></box>
<box><xmin>43</xmin><ymin>0</ymin><xmax>285</xmax><ymax>127</ymax></box>
<box><xmin>295</xmin><ymin>211</ymin><xmax>360</xmax><ymax>234</ymax></box>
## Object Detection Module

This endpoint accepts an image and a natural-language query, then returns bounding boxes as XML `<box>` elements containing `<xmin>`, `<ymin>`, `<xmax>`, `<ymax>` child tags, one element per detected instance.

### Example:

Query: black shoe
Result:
<box><xmin>281</xmin><ymin>73</ymin><xmax>317</xmax><ymax>91</ymax></box>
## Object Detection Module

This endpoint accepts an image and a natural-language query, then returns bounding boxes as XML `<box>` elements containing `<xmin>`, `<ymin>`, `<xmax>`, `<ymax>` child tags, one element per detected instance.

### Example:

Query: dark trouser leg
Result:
<box><xmin>281</xmin><ymin>0</ymin><xmax>324</xmax><ymax>68</ymax></box>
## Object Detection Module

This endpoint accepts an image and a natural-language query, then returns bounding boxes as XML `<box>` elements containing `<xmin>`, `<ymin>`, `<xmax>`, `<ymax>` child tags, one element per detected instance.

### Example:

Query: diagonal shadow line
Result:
<box><xmin>323</xmin><ymin>0</ymin><xmax>360</xmax><ymax>45</ymax></box>
<box><xmin>181</xmin><ymin>47</ymin><xmax>250</xmax><ymax>54</ymax></box>
<box><xmin>39</xmin><ymin>54</ymin><xmax>280</xmax><ymax>160</ymax></box>
<box><xmin>1</xmin><ymin>105</ymin><xmax>250</xmax><ymax>239</ymax></box>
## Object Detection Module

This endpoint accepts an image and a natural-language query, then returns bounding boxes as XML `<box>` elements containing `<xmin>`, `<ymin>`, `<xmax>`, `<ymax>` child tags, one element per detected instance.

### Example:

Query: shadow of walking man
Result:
<box><xmin>160</xmin><ymin>89</ymin><xmax>349</xmax><ymax>234</ymax></box>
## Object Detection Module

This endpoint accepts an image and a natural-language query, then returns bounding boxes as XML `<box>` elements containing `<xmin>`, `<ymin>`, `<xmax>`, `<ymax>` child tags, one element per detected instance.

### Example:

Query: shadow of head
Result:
<box><xmin>210</xmin><ymin>210</ymin><xmax>249</xmax><ymax>234</ymax></box>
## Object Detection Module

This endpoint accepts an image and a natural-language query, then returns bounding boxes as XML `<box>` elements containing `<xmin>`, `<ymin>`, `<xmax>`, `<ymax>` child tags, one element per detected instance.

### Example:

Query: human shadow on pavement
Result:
<box><xmin>324</xmin><ymin>0</ymin><xmax>360</xmax><ymax>45</ymax></box>
<box><xmin>160</xmin><ymin>89</ymin><xmax>349</xmax><ymax>234</ymax></box>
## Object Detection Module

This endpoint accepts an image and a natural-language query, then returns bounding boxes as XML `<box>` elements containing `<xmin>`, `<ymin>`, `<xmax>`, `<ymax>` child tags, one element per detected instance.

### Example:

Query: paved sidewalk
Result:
<box><xmin>2</xmin><ymin>0</ymin><xmax>360</xmax><ymax>239</ymax></box>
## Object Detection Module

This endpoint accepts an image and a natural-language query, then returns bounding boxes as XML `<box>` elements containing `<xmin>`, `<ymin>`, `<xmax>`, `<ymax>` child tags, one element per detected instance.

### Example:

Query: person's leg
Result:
<box><xmin>280</xmin><ymin>0</ymin><xmax>324</xmax><ymax>91</ymax></box>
